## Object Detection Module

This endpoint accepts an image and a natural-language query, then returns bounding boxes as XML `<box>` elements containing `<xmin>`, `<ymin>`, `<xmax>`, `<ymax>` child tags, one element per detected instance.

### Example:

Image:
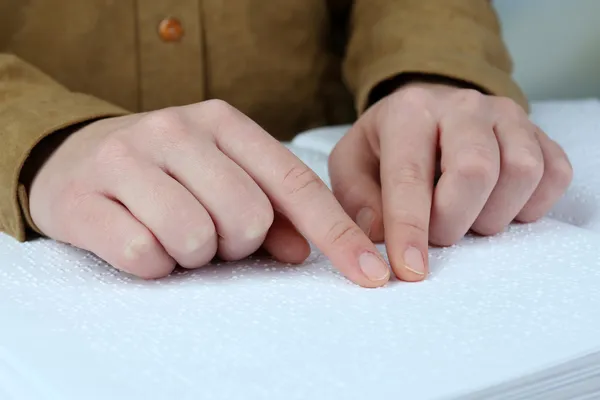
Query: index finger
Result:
<box><xmin>190</xmin><ymin>100</ymin><xmax>390</xmax><ymax>287</ymax></box>
<box><xmin>378</xmin><ymin>103</ymin><xmax>437</xmax><ymax>281</ymax></box>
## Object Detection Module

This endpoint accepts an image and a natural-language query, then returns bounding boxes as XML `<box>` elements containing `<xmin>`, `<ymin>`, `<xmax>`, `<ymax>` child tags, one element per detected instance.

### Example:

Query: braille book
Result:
<box><xmin>1</xmin><ymin>99</ymin><xmax>600</xmax><ymax>400</ymax></box>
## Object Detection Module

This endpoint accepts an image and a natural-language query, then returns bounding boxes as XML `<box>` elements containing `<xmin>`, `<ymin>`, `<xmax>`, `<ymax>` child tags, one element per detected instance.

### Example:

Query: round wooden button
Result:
<box><xmin>158</xmin><ymin>17</ymin><xmax>184</xmax><ymax>42</ymax></box>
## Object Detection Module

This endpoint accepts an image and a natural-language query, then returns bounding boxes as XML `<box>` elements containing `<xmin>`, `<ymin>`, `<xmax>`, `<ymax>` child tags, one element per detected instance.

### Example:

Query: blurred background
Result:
<box><xmin>494</xmin><ymin>0</ymin><xmax>600</xmax><ymax>101</ymax></box>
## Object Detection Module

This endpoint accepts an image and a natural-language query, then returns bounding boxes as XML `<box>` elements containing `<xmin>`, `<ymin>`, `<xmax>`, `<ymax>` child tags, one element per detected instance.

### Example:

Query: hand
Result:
<box><xmin>328</xmin><ymin>82</ymin><xmax>573</xmax><ymax>281</ymax></box>
<box><xmin>29</xmin><ymin>100</ymin><xmax>391</xmax><ymax>287</ymax></box>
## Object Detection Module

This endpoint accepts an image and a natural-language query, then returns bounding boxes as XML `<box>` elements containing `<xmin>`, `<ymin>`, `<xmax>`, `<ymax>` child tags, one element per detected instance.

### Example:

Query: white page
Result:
<box><xmin>1</xmin><ymin>100</ymin><xmax>600</xmax><ymax>400</ymax></box>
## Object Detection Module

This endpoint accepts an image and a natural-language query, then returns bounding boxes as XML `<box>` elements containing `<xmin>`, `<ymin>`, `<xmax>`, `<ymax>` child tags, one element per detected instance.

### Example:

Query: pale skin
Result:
<box><xmin>29</xmin><ymin>82</ymin><xmax>573</xmax><ymax>287</ymax></box>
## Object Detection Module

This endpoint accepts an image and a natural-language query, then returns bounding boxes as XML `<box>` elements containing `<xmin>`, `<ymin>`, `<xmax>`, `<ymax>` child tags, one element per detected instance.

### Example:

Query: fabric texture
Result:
<box><xmin>0</xmin><ymin>0</ymin><xmax>525</xmax><ymax>240</ymax></box>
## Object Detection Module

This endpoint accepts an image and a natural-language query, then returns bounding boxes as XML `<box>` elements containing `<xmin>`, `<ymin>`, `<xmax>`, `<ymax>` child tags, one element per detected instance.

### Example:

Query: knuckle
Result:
<box><xmin>239</xmin><ymin>201</ymin><xmax>275</xmax><ymax>240</ymax></box>
<box><xmin>198</xmin><ymin>99</ymin><xmax>243</xmax><ymax>139</ymax></box>
<box><xmin>123</xmin><ymin>232</ymin><xmax>155</xmax><ymax>260</ymax></box>
<box><xmin>177</xmin><ymin>225</ymin><xmax>217</xmax><ymax>267</ymax></box>
<box><xmin>282</xmin><ymin>165</ymin><xmax>326</xmax><ymax>198</ymax></box>
<box><xmin>94</xmin><ymin>136</ymin><xmax>136</xmax><ymax>167</ymax></box>
<box><xmin>455</xmin><ymin>146</ymin><xmax>499</xmax><ymax>185</ymax></box>
<box><xmin>387</xmin><ymin>160</ymin><xmax>428</xmax><ymax>189</ymax></box>
<box><xmin>454</xmin><ymin>89</ymin><xmax>485</xmax><ymax>110</ymax></box>
<box><xmin>138</xmin><ymin>108</ymin><xmax>190</xmax><ymax>142</ymax></box>
<box><xmin>141</xmin><ymin>108</ymin><xmax>186</xmax><ymax>129</ymax></box>
<box><xmin>55</xmin><ymin>182</ymin><xmax>94</xmax><ymax>239</ymax></box>
<box><xmin>547</xmin><ymin>157</ymin><xmax>574</xmax><ymax>189</ymax></box>
<box><xmin>390</xmin><ymin>209</ymin><xmax>428</xmax><ymax>236</ymax></box>
<box><xmin>395</xmin><ymin>86</ymin><xmax>432</xmax><ymax>107</ymax></box>
<box><xmin>325</xmin><ymin>221</ymin><xmax>364</xmax><ymax>247</ymax></box>
<box><xmin>384</xmin><ymin>87</ymin><xmax>436</xmax><ymax>125</ymax></box>
<box><xmin>504</xmin><ymin>148</ymin><xmax>544</xmax><ymax>182</ymax></box>
<box><xmin>201</xmin><ymin>99</ymin><xmax>238</xmax><ymax>120</ymax></box>
<box><xmin>494</xmin><ymin>96</ymin><xmax>527</xmax><ymax>119</ymax></box>
<box><xmin>175</xmin><ymin>218</ymin><xmax>216</xmax><ymax>252</ymax></box>
<box><xmin>118</xmin><ymin>234</ymin><xmax>171</xmax><ymax>278</ymax></box>
<box><xmin>59</xmin><ymin>181</ymin><xmax>94</xmax><ymax>214</ymax></box>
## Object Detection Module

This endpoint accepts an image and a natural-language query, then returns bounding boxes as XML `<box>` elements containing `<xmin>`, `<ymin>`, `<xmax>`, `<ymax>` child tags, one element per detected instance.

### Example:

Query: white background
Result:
<box><xmin>495</xmin><ymin>0</ymin><xmax>600</xmax><ymax>100</ymax></box>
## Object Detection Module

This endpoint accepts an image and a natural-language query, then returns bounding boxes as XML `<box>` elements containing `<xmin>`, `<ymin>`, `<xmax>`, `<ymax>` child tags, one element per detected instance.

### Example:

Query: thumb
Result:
<box><xmin>328</xmin><ymin>126</ymin><xmax>384</xmax><ymax>243</ymax></box>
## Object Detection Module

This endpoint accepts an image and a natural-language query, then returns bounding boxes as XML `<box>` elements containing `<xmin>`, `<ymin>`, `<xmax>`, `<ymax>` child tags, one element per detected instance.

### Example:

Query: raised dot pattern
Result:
<box><xmin>0</xmin><ymin>100</ymin><xmax>600</xmax><ymax>400</ymax></box>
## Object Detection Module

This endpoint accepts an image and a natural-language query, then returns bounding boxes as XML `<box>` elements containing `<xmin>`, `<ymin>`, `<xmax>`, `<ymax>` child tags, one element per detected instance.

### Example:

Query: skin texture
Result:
<box><xmin>29</xmin><ymin>83</ymin><xmax>573</xmax><ymax>287</ymax></box>
<box><xmin>329</xmin><ymin>82</ymin><xmax>574</xmax><ymax>282</ymax></box>
<box><xmin>29</xmin><ymin>100</ymin><xmax>390</xmax><ymax>287</ymax></box>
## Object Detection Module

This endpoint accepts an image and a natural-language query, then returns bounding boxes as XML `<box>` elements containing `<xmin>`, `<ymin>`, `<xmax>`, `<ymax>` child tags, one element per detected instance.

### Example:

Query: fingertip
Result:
<box><xmin>270</xmin><ymin>237</ymin><xmax>311</xmax><ymax>264</ymax></box>
<box><xmin>428</xmin><ymin>233</ymin><xmax>459</xmax><ymax>248</ymax></box>
<box><xmin>328</xmin><ymin>131</ymin><xmax>384</xmax><ymax>244</ymax></box>
<box><xmin>133</xmin><ymin>264</ymin><xmax>176</xmax><ymax>280</ymax></box>
<box><xmin>291</xmin><ymin>237</ymin><xmax>312</xmax><ymax>263</ymax></box>
<box><xmin>317</xmin><ymin>217</ymin><xmax>392</xmax><ymax>288</ymax></box>
<box><xmin>355</xmin><ymin>206</ymin><xmax>385</xmax><ymax>242</ymax></box>
<box><xmin>399</xmin><ymin>269</ymin><xmax>427</xmax><ymax>282</ymax></box>
<box><xmin>262</xmin><ymin>213</ymin><xmax>311</xmax><ymax>264</ymax></box>
<box><xmin>356</xmin><ymin>251</ymin><xmax>391</xmax><ymax>287</ymax></box>
<box><xmin>470</xmin><ymin>223</ymin><xmax>506</xmax><ymax>238</ymax></box>
<box><xmin>356</xmin><ymin>207</ymin><xmax>375</xmax><ymax>238</ymax></box>
<box><xmin>514</xmin><ymin>212</ymin><xmax>543</xmax><ymax>225</ymax></box>
<box><xmin>391</xmin><ymin>245</ymin><xmax>428</xmax><ymax>282</ymax></box>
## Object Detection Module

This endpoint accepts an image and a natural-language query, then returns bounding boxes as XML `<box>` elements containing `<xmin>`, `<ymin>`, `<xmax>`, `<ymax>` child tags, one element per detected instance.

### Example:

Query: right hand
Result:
<box><xmin>29</xmin><ymin>100</ymin><xmax>390</xmax><ymax>287</ymax></box>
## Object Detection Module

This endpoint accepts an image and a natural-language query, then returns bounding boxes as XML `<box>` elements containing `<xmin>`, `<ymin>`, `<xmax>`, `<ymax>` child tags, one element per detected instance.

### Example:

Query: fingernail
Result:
<box><xmin>403</xmin><ymin>246</ymin><xmax>426</xmax><ymax>275</ymax></box>
<box><xmin>186</xmin><ymin>226</ymin><xmax>213</xmax><ymax>252</ymax></box>
<box><xmin>356</xmin><ymin>207</ymin><xmax>375</xmax><ymax>237</ymax></box>
<box><xmin>358</xmin><ymin>252</ymin><xmax>390</xmax><ymax>282</ymax></box>
<box><xmin>124</xmin><ymin>235</ymin><xmax>151</xmax><ymax>261</ymax></box>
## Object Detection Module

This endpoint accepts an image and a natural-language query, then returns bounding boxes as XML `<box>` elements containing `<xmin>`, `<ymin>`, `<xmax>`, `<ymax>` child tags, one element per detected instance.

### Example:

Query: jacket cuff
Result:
<box><xmin>0</xmin><ymin>90</ymin><xmax>129</xmax><ymax>241</ymax></box>
<box><xmin>353</xmin><ymin>52</ymin><xmax>529</xmax><ymax>116</ymax></box>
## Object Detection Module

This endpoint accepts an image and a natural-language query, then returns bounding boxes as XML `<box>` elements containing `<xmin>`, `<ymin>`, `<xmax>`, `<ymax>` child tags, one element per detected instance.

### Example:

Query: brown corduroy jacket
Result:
<box><xmin>0</xmin><ymin>0</ymin><xmax>527</xmax><ymax>242</ymax></box>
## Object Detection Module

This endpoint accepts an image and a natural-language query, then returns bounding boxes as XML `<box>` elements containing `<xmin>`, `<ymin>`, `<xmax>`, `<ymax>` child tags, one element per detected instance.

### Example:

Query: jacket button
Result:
<box><xmin>158</xmin><ymin>18</ymin><xmax>184</xmax><ymax>42</ymax></box>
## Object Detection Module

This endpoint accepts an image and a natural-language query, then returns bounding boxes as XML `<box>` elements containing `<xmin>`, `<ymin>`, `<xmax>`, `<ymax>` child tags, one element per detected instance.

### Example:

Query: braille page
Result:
<box><xmin>1</xmin><ymin>100</ymin><xmax>600</xmax><ymax>400</ymax></box>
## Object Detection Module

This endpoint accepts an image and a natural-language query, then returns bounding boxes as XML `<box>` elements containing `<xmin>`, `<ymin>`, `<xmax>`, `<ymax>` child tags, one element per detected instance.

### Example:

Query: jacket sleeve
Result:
<box><xmin>0</xmin><ymin>54</ymin><xmax>129</xmax><ymax>241</ymax></box>
<box><xmin>342</xmin><ymin>0</ymin><xmax>528</xmax><ymax>114</ymax></box>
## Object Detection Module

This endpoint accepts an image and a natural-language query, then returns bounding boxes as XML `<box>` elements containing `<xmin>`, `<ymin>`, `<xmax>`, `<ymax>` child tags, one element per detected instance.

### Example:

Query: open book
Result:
<box><xmin>1</xmin><ymin>99</ymin><xmax>600</xmax><ymax>400</ymax></box>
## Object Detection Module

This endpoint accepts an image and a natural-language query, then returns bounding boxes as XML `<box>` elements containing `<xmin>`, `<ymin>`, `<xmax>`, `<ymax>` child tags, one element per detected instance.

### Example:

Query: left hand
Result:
<box><xmin>328</xmin><ymin>82</ymin><xmax>573</xmax><ymax>282</ymax></box>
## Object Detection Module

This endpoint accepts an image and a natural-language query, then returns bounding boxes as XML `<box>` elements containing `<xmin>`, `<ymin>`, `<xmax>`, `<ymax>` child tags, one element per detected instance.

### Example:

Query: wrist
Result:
<box><xmin>20</xmin><ymin>121</ymin><xmax>96</xmax><ymax>191</ymax></box>
<box><xmin>367</xmin><ymin>73</ymin><xmax>488</xmax><ymax>108</ymax></box>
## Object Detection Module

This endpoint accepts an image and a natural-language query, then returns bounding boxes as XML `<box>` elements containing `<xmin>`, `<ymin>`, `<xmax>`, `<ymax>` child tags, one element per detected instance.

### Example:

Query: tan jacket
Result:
<box><xmin>0</xmin><ymin>0</ymin><xmax>526</xmax><ymax>241</ymax></box>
